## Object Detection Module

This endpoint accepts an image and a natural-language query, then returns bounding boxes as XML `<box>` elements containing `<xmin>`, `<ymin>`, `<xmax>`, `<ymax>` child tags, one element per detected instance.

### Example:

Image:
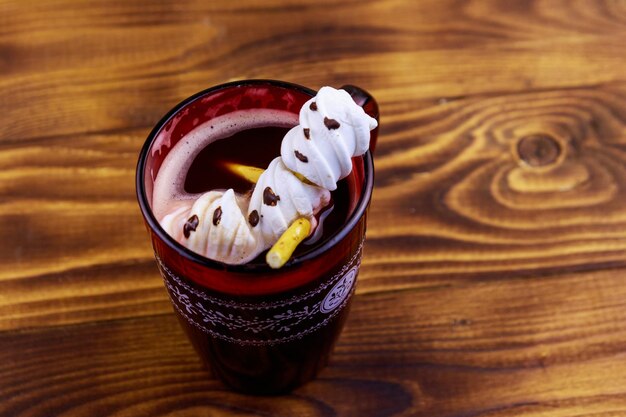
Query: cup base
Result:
<box><xmin>174</xmin><ymin>301</ymin><xmax>352</xmax><ymax>395</ymax></box>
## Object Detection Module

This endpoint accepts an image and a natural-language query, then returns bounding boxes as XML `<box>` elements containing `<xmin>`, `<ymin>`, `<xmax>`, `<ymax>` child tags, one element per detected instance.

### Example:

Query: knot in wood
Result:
<box><xmin>516</xmin><ymin>135</ymin><xmax>561</xmax><ymax>167</ymax></box>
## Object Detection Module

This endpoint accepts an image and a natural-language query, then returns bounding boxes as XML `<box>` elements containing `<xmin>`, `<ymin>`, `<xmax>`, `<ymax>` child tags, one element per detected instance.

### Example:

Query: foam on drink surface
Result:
<box><xmin>152</xmin><ymin>109</ymin><xmax>298</xmax><ymax>221</ymax></box>
<box><xmin>150</xmin><ymin>86</ymin><xmax>377</xmax><ymax>266</ymax></box>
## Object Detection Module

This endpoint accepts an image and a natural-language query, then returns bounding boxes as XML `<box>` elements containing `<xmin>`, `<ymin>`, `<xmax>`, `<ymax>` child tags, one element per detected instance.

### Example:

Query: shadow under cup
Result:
<box><xmin>136</xmin><ymin>80</ymin><xmax>378</xmax><ymax>394</ymax></box>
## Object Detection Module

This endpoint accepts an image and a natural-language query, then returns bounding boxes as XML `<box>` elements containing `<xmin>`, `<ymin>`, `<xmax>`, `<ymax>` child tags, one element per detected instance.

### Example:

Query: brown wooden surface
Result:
<box><xmin>3</xmin><ymin>0</ymin><xmax>626</xmax><ymax>415</ymax></box>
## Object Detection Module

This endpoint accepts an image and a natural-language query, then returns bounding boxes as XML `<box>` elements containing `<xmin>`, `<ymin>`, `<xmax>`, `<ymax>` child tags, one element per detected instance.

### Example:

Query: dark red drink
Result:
<box><xmin>184</xmin><ymin>125</ymin><xmax>351</xmax><ymax>263</ymax></box>
<box><xmin>136</xmin><ymin>80</ymin><xmax>378</xmax><ymax>394</ymax></box>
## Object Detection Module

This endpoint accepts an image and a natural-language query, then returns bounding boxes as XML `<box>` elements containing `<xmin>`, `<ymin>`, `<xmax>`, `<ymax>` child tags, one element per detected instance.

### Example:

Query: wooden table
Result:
<box><xmin>3</xmin><ymin>1</ymin><xmax>626</xmax><ymax>415</ymax></box>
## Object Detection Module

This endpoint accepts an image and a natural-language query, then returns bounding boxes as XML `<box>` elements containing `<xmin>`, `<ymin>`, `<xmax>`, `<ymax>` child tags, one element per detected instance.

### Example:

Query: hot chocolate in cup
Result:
<box><xmin>136</xmin><ymin>80</ymin><xmax>379</xmax><ymax>394</ymax></box>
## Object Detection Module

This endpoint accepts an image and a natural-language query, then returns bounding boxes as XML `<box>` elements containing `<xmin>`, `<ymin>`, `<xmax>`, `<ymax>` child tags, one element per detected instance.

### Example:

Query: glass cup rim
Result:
<box><xmin>136</xmin><ymin>79</ymin><xmax>374</xmax><ymax>274</ymax></box>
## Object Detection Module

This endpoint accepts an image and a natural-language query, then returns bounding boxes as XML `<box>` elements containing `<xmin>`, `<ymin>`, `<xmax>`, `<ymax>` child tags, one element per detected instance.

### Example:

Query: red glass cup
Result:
<box><xmin>136</xmin><ymin>80</ymin><xmax>379</xmax><ymax>394</ymax></box>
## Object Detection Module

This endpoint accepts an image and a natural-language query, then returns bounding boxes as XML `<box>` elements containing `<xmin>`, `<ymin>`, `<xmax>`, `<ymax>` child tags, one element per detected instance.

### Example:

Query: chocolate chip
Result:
<box><xmin>183</xmin><ymin>215</ymin><xmax>199</xmax><ymax>238</ymax></box>
<box><xmin>263</xmin><ymin>187</ymin><xmax>280</xmax><ymax>206</ymax></box>
<box><xmin>213</xmin><ymin>206</ymin><xmax>222</xmax><ymax>226</ymax></box>
<box><xmin>303</xmin><ymin>128</ymin><xmax>310</xmax><ymax>139</ymax></box>
<box><xmin>248</xmin><ymin>210</ymin><xmax>259</xmax><ymax>227</ymax></box>
<box><xmin>309</xmin><ymin>102</ymin><xmax>317</xmax><ymax>111</ymax></box>
<box><xmin>324</xmin><ymin>117</ymin><xmax>340</xmax><ymax>130</ymax></box>
<box><xmin>294</xmin><ymin>150</ymin><xmax>308</xmax><ymax>163</ymax></box>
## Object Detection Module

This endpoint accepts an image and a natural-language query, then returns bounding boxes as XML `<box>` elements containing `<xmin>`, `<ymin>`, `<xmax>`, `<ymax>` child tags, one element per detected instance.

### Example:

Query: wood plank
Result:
<box><xmin>3</xmin><ymin>0</ymin><xmax>626</xmax><ymax>413</ymax></box>
<box><xmin>0</xmin><ymin>128</ymin><xmax>170</xmax><ymax>330</ymax></box>
<box><xmin>4</xmin><ymin>82</ymin><xmax>626</xmax><ymax>330</ymax></box>
<box><xmin>2</xmin><ymin>267</ymin><xmax>626</xmax><ymax>416</ymax></box>
<box><xmin>363</xmin><ymin>82</ymin><xmax>626</xmax><ymax>290</ymax></box>
<box><xmin>1</xmin><ymin>0</ymin><xmax>626</xmax><ymax>142</ymax></box>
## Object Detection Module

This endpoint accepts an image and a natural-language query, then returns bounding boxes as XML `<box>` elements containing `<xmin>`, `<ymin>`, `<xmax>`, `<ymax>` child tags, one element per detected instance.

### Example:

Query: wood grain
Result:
<box><xmin>363</xmin><ymin>83</ymin><xmax>626</xmax><ymax>291</ymax></box>
<box><xmin>2</xmin><ymin>0</ymin><xmax>626</xmax><ymax>330</ymax></box>
<box><xmin>2</xmin><ymin>268</ymin><xmax>626</xmax><ymax>416</ymax></box>
<box><xmin>2</xmin><ymin>0</ymin><xmax>626</xmax><ymax>414</ymax></box>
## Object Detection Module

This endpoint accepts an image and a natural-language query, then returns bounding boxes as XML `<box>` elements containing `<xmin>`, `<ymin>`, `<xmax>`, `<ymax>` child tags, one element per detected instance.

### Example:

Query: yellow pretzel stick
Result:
<box><xmin>223</xmin><ymin>162</ymin><xmax>264</xmax><ymax>183</ymax></box>
<box><xmin>223</xmin><ymin>161</ymin><xmax>315</xmax><ymax>268</ymax></box>
<box><xmin>266</xmin><ymin>218</ymin><xmax>311</xmax><ymax>269</ymax></box>
<box><xmin>223</xmin><ymin>162</ymin><xmax>313</xmax><ymax>185</ymax></box>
